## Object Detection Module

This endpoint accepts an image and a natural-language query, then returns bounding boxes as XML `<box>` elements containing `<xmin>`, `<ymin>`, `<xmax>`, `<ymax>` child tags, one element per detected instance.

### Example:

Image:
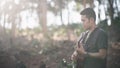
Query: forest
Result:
<box><xmin>0</xmin><ymin>0</ymin><xmax>120</xmax><ymax>68</ymax></box>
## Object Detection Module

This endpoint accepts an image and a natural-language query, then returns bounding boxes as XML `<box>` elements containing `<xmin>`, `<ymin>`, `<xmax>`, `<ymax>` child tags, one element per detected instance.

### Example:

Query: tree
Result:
<box><xmin>39</xmin><ymin>0</ymin><xmax>47</xmax><ymax>35</ymax></box>
<box><xmin>75</xmin><ymin>0</ymin><xmax>94</xmax><ymax>8</ymax></box>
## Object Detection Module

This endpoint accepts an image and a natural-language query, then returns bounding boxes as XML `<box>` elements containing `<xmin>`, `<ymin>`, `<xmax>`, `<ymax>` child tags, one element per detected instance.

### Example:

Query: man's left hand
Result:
<box><xmin>76</xmin><ymin>43</ymin><xmax>87</xmax><ymax>55</ymax></box>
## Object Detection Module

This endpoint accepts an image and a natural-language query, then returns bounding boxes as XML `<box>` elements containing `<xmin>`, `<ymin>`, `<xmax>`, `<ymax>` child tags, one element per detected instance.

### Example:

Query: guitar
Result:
<box><xmin>74</xmin><ymin>32</ymin><xmax>87</xmax><ymax>68</ymax></box>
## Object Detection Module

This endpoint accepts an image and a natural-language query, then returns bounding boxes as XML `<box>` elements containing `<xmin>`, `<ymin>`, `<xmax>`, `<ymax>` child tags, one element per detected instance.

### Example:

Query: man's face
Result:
<box><xmin>81</xmin><ymin>15</ymin><xmax>91</xmax><ymax>30</ymax></box>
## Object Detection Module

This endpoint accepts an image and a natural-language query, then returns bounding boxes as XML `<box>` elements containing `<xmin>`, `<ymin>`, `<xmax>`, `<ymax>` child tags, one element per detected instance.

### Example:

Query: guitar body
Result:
<box><xmin>75</xmin><ymin>54</ymin><xmax>84</xmax><ymax>68</ymax></box>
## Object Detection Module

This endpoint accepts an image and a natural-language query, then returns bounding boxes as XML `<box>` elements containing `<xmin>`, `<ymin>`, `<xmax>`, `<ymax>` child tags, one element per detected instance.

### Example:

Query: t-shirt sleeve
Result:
<box><xmin>97</xmin><ymin>31</ymin><xmax>108</xmax><ymax>49</ymax></box>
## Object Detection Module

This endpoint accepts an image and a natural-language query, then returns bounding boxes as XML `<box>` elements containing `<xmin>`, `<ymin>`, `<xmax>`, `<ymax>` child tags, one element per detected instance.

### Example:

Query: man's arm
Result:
<box><xmin>84</xmin><ymin>49</ymin><xmax>107</xmax><ymax>59</ymax></box>
<box><xmin>85</xmin><ymin>30</ymin><xmax>108</xmax><ymax>59</ymax></box>
<box><xmin>76</xmin><ymin>43</ymin><xmax>107</xmax><ymax>59</ymax></box>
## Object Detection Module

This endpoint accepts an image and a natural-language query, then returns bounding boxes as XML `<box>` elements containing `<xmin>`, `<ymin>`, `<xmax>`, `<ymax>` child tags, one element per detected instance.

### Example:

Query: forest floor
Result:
<box><xmin>0</xmin><ymin>35</ymin><xmax>120</xmax><ymax>68</ymax></box>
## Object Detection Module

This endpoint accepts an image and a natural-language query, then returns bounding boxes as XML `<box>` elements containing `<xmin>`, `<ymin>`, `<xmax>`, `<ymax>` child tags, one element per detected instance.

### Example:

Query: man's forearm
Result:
<box><xmin>87</xmin><ymin>52</ymin><xmax>105</xmax><ymax>59</ymax></box>
<box><xmin>84</xmin><ymin>49</ymin><xmax>107</xmax><ymax>59</ymax></box>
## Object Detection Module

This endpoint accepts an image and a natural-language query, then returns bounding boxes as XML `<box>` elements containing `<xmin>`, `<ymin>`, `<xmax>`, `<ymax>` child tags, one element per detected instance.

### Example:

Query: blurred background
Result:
<box><xmin>0</xmin><ymin>0</ymin><xmax>120</xmax><ymax>68</ymax></box>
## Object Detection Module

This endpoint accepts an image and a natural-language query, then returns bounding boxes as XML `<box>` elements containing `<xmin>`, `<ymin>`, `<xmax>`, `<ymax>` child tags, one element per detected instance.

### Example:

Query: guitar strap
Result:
<box><xmin>78</xmin><ymin>31</ymin><xmax>89</xmax><ymax>46</ymax></box>
<box><xmin>78</xmin><ymin>28</ymin><xmax>100</xmax><ymax>50</ymax></box>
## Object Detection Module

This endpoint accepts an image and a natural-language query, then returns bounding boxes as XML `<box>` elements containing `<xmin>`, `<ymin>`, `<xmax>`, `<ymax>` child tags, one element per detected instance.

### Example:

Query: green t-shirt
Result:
<box><xmin>81</xmin><ymin>27</ymin><xmax>108</xmax><ymax>68</ymax></box>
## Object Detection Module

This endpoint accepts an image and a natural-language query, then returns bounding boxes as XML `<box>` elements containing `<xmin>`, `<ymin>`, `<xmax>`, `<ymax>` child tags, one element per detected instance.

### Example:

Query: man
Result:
<box><xmin>71</xmin><ymin>8</ymin><xmax>108</xmax><ymax>68</ymax></box>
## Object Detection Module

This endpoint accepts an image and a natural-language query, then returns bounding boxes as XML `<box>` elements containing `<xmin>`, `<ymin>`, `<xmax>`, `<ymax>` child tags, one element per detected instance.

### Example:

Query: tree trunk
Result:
<box><xmin>89</xmin><ymin>0</ymin><xmax>94</xmax><ymax>8</ymax></box>
<box><xmin>67</xmin><ymin>0</ymin><xmax>71</xmax><ymax>40</ymax></box>
<box><xmin>39</xmin><ymin>0</ymin><xmax>47</xmax><ymax>36</ymax></box>
<box><xmin>108</xmin><ymin>0</ymin><xmax>114</xmax><ymax>23</ymax></box>
<box><xmin>114</xmin><ymin>0</ymin><xmax>119</xmax><ymax>16</ymax></box>
<box><xmin>60</xmin><ymin>9</ymin><xmax>64</xmax><ymax>26</ymax></box>
<box><xmin>83</xmin><ymin>0</ymin><xmax>86</xmax><ymax>8</ymax></box>
<box><xmin>108</xmin><ymin>0</ymin><xmax>120</xmax><ymax>42</ymax></box>
<box><xmin>11</xmin><ymin>17</ymin><xmax>16</xmax><ymax>37</ymax></box>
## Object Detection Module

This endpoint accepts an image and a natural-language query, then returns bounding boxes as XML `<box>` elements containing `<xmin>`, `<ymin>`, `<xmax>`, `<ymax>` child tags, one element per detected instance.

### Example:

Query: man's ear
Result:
<box><xmin>90</xmin><ymin>17</ymin><xmax>94</xmax><ymax>23</ymax></box>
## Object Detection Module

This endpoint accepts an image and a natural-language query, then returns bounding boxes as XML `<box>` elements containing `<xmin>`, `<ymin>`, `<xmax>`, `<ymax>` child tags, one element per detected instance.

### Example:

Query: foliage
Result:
<box><xmin>68</xmin><ymin>23</ymin><xmax>84</xmax><ymax>35</ymax></box>
<box><xmin>60</xmin><ymin>59</ymin><xmax>76</xmax><ymax>68</ymax></box>
<box><xmin>113</xmin><ymin>16</ymin><xmax>120</xmax><ymax>27</ymax></box>
<box><xmin>48</xmin><ymin>23</ymin><xmax>84</xmax><ymax>37</ymax></box>
<box><xmin>97</xmin><ymin>19</ymin><xmax>108</xmax><ymax>32</ymax></box>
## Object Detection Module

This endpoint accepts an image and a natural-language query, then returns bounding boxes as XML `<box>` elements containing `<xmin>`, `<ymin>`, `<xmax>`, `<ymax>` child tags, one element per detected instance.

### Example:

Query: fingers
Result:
<box><xmin>71</xmin><ymin>54</ymin><xmax>76</xmax><ymax>61</ymax></box>
<box><xmin>71</xmin><ymin>51</ymin><xmax>77</xmax><ymax>61</ymax></box>
<box><xmin>76</xmin><ymin>44</ymin><xmax>86</xmax><ymax>55</ymax></box>
<box><xmin>78</xmin><ymin>43</ymin><xmax>83</xmax><ymax>48</ymax></box>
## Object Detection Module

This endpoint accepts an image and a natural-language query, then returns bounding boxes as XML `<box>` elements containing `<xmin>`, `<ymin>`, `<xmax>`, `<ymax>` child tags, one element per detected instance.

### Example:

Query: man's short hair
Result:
<box><xmin>80</xmin><ymin>8</ymin><xmax>96</xmax><ymax>21</ymax></box>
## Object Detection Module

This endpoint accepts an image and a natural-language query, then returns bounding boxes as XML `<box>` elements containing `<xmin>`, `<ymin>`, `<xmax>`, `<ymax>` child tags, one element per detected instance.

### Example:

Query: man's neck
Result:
<box><xmin>89</xmin><ymin>25</ymin><xmax>97</xmax><ymax>33</ymax></box>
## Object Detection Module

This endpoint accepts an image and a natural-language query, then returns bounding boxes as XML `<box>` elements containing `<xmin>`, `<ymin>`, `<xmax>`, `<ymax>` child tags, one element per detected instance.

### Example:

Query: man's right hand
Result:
<box><xmin>71</xmin><ymin>51</ymin><xmax>78</xmax><ymax>61</ymax></box>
